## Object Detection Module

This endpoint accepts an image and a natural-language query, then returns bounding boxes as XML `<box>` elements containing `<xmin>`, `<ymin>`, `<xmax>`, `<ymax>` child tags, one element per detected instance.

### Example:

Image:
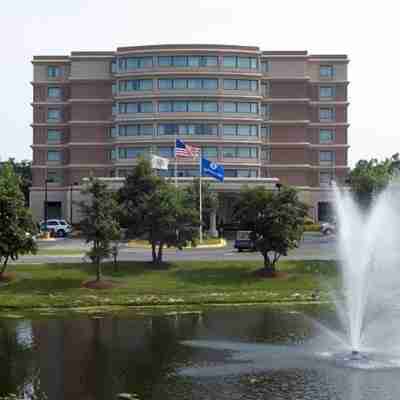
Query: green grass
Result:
<box><xmin>0</xmin><ymin>260</ymin><xmax>338</xmax><ymax>310</ymax></box>
<box><xmin>37</xmin><ymin>249</ymin><xmax>84</xmax><ymax>256</ymax></box>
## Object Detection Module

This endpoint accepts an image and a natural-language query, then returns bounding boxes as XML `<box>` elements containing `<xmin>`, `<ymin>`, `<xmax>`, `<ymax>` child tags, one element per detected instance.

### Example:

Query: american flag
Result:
<box><xmin>175</xmin><ymin>139</ymin><xmax>200</xmax><ymax>158</ymax></box>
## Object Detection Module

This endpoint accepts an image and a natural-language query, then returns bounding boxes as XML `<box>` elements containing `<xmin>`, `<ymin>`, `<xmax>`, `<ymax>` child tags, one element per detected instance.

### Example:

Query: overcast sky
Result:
<box><xmin>0</xmin><ymin>0</ymin><xmax>398</xmax><ymax>166</ymax></box>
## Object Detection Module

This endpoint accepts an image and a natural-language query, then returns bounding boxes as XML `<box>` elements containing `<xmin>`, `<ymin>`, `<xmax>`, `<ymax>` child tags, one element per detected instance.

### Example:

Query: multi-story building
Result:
<box><xmin>30</xmin><ymin>44</ymin><xmax>349</xmax><ymax>226</ymax></box>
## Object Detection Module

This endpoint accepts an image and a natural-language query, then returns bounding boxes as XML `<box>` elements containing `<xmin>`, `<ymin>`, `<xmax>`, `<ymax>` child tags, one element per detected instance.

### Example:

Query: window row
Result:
<box><xmin>44</xmin><ymin>127</ymin><xmax>335</xmax><ymax>144</ymax></box>
<box><xmin>112</xmin><ymin>146</ymin><xmax>259</xmax><ymax>160</ymax></box>
<box><xmin>158</xmin><ymin>168</ymin><xmax>258</xmax><ymax>178</ymax></box>
<box><xmin>319</xmin><ymin>108</ymin><xmax>336</xmax><ymax>121</ymax></box>
<box><xmin>116</xmin><ymin>55</ymin><xmax>258</xmax><ymax>71</ymax></box>
<box><xmin>319</xmin><ymin>86</ymin><xmax>336</xmax><ymax>98</ymax></box>
<box><xmin>117</xmin><ymin>101</ymin><xmax>259</xmax><ymax>114</ymax></box>
<box><xmin>320</xmin><ymin>65</ymin><xmax>335</xmax><ymax>79</ymax></box>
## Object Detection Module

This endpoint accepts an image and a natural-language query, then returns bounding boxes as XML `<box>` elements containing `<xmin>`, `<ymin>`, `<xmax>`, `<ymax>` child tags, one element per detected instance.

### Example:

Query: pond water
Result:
<box><xmin>1</xmin><ymin>305</ymin><xmax>399</xmax><ymax>400</ymax></box>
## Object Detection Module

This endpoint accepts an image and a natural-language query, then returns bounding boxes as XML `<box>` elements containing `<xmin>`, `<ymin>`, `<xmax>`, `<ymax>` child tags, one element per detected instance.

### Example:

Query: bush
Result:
<box><xmin>304</xmin><ymin>223</ymin><xmax>321</xmax><ymax>232</ymax></box>
<box><xmin>304</xmin><ymin>217</ymin><xmax>315</xmax><ymax>225</ymax></box>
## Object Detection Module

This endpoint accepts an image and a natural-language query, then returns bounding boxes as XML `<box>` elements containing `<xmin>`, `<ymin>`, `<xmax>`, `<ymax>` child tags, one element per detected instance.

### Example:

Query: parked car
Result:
<box><xmin>234</xmin><ymin>230</ymin><xmax>256</xmax><ymax>252</ymax></box>
<box><xmin>320</xmin><ymin>221</ymin><xmax>337</xmax><ymax>235</ymax></box>
<box><xmin>40</xmin><ymin>219</ymin><xmax>72</xmax><ymax>237</ymax></box>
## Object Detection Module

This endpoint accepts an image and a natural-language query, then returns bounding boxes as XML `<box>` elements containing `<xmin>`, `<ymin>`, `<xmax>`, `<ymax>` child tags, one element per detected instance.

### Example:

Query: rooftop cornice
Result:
<box><xmin>117</xmin><ymin>44</ymin><xmax>260</xmax><ymax>53</ymax></box>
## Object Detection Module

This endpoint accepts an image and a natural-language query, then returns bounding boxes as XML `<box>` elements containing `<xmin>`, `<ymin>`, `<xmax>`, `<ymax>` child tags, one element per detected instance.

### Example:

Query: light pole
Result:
<box><xmin>44</xmin><ymin>178</ymin><xmax>50</xmax><ymax>231</ymax></box>
<box><xmin>70</xmin><ymin>182</ymin><xmax>78</xmax><ymax>225</ymax></box>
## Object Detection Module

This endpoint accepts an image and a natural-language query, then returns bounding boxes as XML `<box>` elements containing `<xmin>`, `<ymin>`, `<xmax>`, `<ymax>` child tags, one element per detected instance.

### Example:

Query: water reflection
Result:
<box><xmin>0</xmin><ymin>307</ymin><xmax>399</xmax><ymax>400</ymax></box>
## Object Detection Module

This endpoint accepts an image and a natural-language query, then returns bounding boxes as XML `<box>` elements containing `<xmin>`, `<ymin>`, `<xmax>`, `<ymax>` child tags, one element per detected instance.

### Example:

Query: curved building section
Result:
<box><xmin>30</xmin><ymin>45</ymin><xmax>349</xmax><ymax>222</ymax></box>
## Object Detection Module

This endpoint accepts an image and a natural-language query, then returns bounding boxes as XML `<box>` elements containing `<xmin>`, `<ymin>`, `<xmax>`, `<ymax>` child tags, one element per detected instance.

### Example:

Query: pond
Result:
<box><xmin>1</xmin><ymin>305</ymin><xmax>399</xmax><ymax>400</ymax></box>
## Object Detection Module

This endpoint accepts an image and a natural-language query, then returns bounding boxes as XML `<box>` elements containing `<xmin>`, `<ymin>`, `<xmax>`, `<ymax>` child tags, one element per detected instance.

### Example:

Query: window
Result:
<box><xmin>47</xmin><ymin>66</ymin><xmax>61</xmax><ymax>78</ymax></box>
<box><xmin>157</xmin><ymin>55</ymin><xmax>218</xmax><ymax>67</ymax></box>
<box><xmin>47</xmin><ymin>109</ymin><xmax>61</xmax><ymax>122</ymax></box>
<box><xmin>320</xmin><ymin>172</ymin><xmax>333</xmax><ymax>187</ymax></box>
<box><xmin>119</xmin><ymin>102</ymin><xmax>153</xmax><ymax>113</ymax></box>
<box><xmin>223</xmin><ymin>56</ymin><xmax>236</xmax><ymax>68</ymax></box>
<box><xmin>320</xmin><ymin>65</ymin><xmax>334</xmax><ymax>78</ymax></box>
<box><xmin>223</xmin><ymin>147</ymin><xmax>257</xmax><ymax>158</ymax></box>
<box><xmin>261</xmin><ymin>61</ymin><xmax>270</xmax><ymax>73</ymax></box>
<box><xmin>47</xmin><ymin>150</ymin><xmax>61</xmax><ymax>162</ymax></box>
<box><xmin>119</xmin><ymin>80</ymin><xmax>153</xmax><ymax>91</ymax></box>
<box><xmin>188</xmin><ymin>101</ymin><xmax>202</xmax><ymax>112</ymax></box>
<box><xmin>223</xmin><ymin>102</ymin><xmax>236</xmax><ymax>113</ymax></box>
<box><xmin>158</xmin><ymin>147</ymin><xmax>174</xmax><ymax>158</ymax></box>
<box><xmin>320</xmin><ymin>86</ymin><xmax>335</xmax><ymax>98</ymax></box>
<box><xmin>203</xmin><ymin>102</ymin><xmax>218</xmax><ymax>112</ymax></box>
<box><xmin>110</xmin><ymin>149</ymin><xmax>117</xmax><ymax>160</ymax></box>
<box><xmin>47</xmin><ymin>130</ymin><xmax>61</xmax><ymax>142</ymax></box>
<box><xmin>261</xmin><ymin>126</ymin><xmax>271</xmax><ymax>139</ymax></box>
<box><xmin>158</xmin><ymin>78</ymin><xmax>218</xmax><ymax>90</ymax></box>
<box><xmin>261</xmin><ymin>149</ymin><xmax>271</xmax><ymax>161</ymax></box>
<box><xmin>119</xmin><ymin>125</ymin><xmax>153</xmax><ymax>136</ymax></box>
<box><xmin>202</xmin><ymin>147</ymin><xmax>218</xmax><ymax>158</ymax></box>
<box><xmin>119</xmin><ymin>57</ymin><xmax>153</xmax><ymax>71</ymax></box>
<box><xmin>223</xmin><ymin>79</ymin><xmax>258</xmax><ymax>91</ymax></box>
<box><xmin>319</xmin><ymin>108</ymin><xmax>335</xmax><ymax>121</ymax></box>
<box><xmin>48</xmin><ymin>87</ymin><xmax>62</xmax><ymax>98</ymax></box>
<box><xmin>111</xmin><ymin>59</ymin><xmax>117</xmax><ymax>73</ymax></box>
<box><xmin>223</xmin><ymin>56</ymin><xmax>257</xmax><ymax>69</ymax></box>
<box><xmin>158</xmin><ymin>101</ymin><xmax>217</xmax><ymax>113</ymax></box>
<box><xmin>319</xmin><ymin>151</ymin><xmax>334</xmax><ymax>163</ymax></box>
<box><xmin>319</xmin><ymin>129</ymin><xmax>334</xmax><ymax>143</ymax></box>
<box><xmin>158</xmin><ymin>56</ymin><xmax>172</xmax><ymax>66</ymax></box>
<box><xmin>47</xmin><ymin>170</ymin><xmax>62</xmax><ymax>183</ymax></box>
<box><xmin>261</xmin><ymin>104</ymin><xmax>271</xmax><ymax>119</ymax></box>
<box><xmin>223</xmin><ymin>102</ymin><xmax>258</xmax><ymax>113</ymax></box>
<box><xmin>112</xmin><ymin>83</ymin><xmax>117</xmax><ymax>94</ymax></box>
<box><xmin>112</xmin><ymin>102</ymin><xmax>118</xmax><ymax>115</ymax></box>
<box><xmin>159</xmin><ymin>79</ymin><xmax>173</xmax><ymax>89</ymax></box>
<box><xmin>261</xmin><ymin>82</ymin><xmax>270</xmax><ymax>96</ymax></box>
<box><xmin>119</xmin><ymin>147</ymin><xmax>147</xmax><ymax>159</ymax></box>
<box><xmin>110</xmin><ymin>127</ymin><xmax>117</xmax><ymax>137</ymax></box>
<box><xmin>225</xmin><ymin>169</ymin><xmax>257</xmax><ymax>178</ymax></box>
<box><xmin>158</xmin><ymin>123</ymin><xmax>218</xmax><ymax>136</ymax></box>
<box><xmin>222</xmin><ymin>124</ymin><xmax>258</xmax><ymax>137</ymax></box>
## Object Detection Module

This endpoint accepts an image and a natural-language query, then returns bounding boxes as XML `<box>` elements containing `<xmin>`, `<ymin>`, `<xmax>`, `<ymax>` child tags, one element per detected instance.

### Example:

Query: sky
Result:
<box><xmin>0</xmin><ymin>0</ymin><xmax>398</xmax><ymax>166</ymax></box>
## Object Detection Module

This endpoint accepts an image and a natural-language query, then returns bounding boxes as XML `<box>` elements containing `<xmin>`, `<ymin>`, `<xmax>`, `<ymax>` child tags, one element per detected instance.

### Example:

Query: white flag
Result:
<box><xmin>151</xmin><ymin>154</ymin><xmax>169</xmax><ymax>170</ymax></box>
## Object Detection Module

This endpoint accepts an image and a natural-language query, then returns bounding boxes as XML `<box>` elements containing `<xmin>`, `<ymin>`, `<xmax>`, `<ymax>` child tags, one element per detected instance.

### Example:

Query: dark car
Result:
<box><xmin>234</xmin><ymin>231</ymin><xmax>256</xmax><ymax>252</ymax></box>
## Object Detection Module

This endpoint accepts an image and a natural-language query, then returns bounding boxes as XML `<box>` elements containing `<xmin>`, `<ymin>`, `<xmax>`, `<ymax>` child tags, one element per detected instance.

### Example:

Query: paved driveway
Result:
<box><xmin>16</xmin><ymin>233</ymin><xmax>337</xmax><ymax>264</ymax></box>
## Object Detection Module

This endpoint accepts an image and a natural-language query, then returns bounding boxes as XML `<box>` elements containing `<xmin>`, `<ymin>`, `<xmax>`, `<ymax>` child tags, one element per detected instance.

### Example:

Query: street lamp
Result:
<box><xmin>44</xmin><ymin>178</ymin><xmax>51</xmax><ymax>231</ymax></box>
<box><xmin>70</xmin><ymin>182</ymin><xmax>79</xmax><ymax>226</ymax></box>
<box><xmin>275</xmin><ymin>182</ymin><xmax>283</xmax><ymax>192</ymax></box>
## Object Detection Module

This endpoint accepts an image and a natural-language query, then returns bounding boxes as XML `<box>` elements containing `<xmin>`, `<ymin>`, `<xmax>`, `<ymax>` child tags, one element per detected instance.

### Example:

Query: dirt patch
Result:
<box><xmin>253</xmin><ymin>269</ymin><xmax>289</xmax><ymax>279</ymax></box>
<box><xmin>82</xmin><ymin>280</ymin><xmax>117</xmax><ymax>290</ymax></box>
<box><xmin>0</xmin><ymin>272</ymin><xmax>17</xmax><ymax>282</ymax></box>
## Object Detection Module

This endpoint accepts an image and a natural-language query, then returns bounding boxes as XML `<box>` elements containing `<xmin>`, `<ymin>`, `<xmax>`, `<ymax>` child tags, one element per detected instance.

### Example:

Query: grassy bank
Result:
<box><xmin>0</xmin><ymin>260</ymin><xmax>338</xmax><ymax>310</ymax></box>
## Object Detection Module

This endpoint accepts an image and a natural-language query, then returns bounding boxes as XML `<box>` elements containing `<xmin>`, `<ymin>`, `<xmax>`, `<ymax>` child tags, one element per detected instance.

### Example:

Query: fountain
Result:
<box><xmin>180</xmin><ymin>166</ymin><xmax>400</xmax><ymax>373</ymax></box>
<box><xmin>331</xmin><ymin>161</ymin><xmax>400</xmax><ymax>362</ymax></box>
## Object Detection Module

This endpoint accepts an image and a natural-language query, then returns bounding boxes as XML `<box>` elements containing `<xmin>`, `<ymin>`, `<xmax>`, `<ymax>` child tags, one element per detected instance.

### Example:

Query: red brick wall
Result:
<box><xmin>271</xmin><ymin>104</ymin><xmax>308</xmax><ymax>120</ymax></box>
<box><xmin>70</xmin><ymin>103</ymin><xmax>111</xmax><ymax>121</ymax></box>
<box><xmin>270</xmin><ymin>82</ymin><xmax>307</xmax><ymax>98</ymax></box>
<box><xmin>69</xmin><ymin>126</ymin><xmax>109</xmax><ymax>142</ymax></box>
<box><xmin>269</xmin><ymin>169</ymin><xmax>311</xmax><ymax>186</ymax></box>
<box><xmin>69</xmin><ymin>146</ymin><xmax>109</xmax><ymax>164</ymax></box>
<box><xmin>270</xmin><ymin>126</ymin><xmax>308</xmax><ymax>142</ymax></box>
<box><xmin>70</xmin><ymin>82</ymin><xmax>112</xmax><ymax>99</ymax></box>
<box><xmin>271</xmin><ymin>147</ymin><xmax>310</xmax><ymax>163</ymax></box>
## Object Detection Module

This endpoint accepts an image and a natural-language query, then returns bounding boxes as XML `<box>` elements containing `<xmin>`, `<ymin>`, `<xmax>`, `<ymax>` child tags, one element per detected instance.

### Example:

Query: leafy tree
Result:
<box><xmin>347</xmin><ymin>154</ymin><xmax>399</xmax><ymax>209</ymax></box>
<box><xmin>118</xmin><ymin>160</ymin><xmax>198</xmax><ymax>265</ymax></box>
<box><xmin>0</xmin><ymin>159</ymin><xmax>32</xmax><ymax>206</ymax></box>
<box><xmin>234</xmin><ymin>186</ymin><xmax>308</xmax><ymax>275</ymax></box>
<box><xmin>79</xmin><ymin>177</ymin><xmax>121</xmax><ymax>281</ymax></box>
<box><xmin>0</xmin><ymin>163</ymin><xmax>37</xmax><ymax>278</ymax></box>
<box><xmin>184</xmin><ymin>178</ymin><xmax>218</xmax><ymax>233</ymax></box>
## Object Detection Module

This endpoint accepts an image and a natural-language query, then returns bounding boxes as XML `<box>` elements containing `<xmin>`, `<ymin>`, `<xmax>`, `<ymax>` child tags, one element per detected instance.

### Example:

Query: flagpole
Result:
<box><xmin>174</xmin><ymin>134</ymin><xmax>178</xmax><ymax>187</ymax></box>
<box><xmin>199</xmin><ymin>149</ymin><xmax>203</xmax><ymax>244</ymax></box>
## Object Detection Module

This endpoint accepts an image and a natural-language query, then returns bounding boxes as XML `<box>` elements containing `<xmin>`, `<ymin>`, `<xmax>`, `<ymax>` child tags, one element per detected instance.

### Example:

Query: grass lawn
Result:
<box><xmin>37</xmin><ymin>249</ymin><xmax>85</xmax><ymax>256</ymax></box>
<box><xmin>0</xmin><ymin>260</ymin><xmax>338</xmax><ymax>310</ymax></box>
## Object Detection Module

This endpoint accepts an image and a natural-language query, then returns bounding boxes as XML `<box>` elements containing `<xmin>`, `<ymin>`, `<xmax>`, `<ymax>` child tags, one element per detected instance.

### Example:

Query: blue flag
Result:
<box><xmin>201</xmin><ymin>158</ymin><xmax>224</xmax><ymax>182</ymax></box>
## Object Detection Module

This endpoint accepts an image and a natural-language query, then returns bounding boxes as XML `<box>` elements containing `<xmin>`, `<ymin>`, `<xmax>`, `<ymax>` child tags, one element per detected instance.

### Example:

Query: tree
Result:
<box><xmin>79</xmin><ymin>177</ymin><xmax>121</xmax><ymax>282</ymax></box>
<box><xmin>234</xmin><ymin>186</ymin><xmax>308</xmax><ymax>276</ymax></box>
<box><xmin>118</xmin><ymin>160</ymin><xmax>198</xmax><ymax>265</ymax></box>
<box><xmin>184</xmin><ymin>178</ymin><xmax>218</xmax><ymax>233</ymax></box>
<box><xmin>0</xmin><ymin>159</ymin><xmax>32</xmax><ymax>206</ymax></box>
<box><xmin>347</xmin><ymin>154</ymin><xmax>399</xmax><ymax>209</ymax></box>
<box><xmin>0</xmin><ymin>163</ymin><xmax>37</xmax><ymax>279</ymax></box>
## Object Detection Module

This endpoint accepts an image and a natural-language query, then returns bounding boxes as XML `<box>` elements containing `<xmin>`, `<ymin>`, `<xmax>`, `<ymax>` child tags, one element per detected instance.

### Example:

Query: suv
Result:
<box><xmin>320</xmin><ymin>221</ymin><xmax>337</xmax><ymax>235</ymax></box>
<box><xmin>234</xmin><ymin>230</ymin><xmax>256</xmax><ymax>252</ymax></box>
<box><xmin>40</xmin><ymin>219</ymin><xmax>72</xmax><ymax>237</ymax></box>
